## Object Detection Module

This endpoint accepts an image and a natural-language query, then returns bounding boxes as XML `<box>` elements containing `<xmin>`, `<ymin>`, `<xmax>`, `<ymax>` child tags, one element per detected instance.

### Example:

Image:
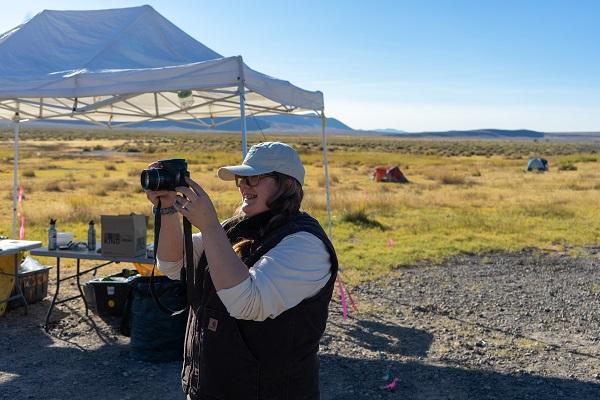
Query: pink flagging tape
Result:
<box><xmin>336</xmin><ymin>273</ymin><xmax>359</xmax><ymax>319</ymax></box>
<box><xmin>337</xmin><ymin>275</ymin><xmax>348</xmax><ymax>320</ymax></box>
<box><xmin>345</xmin><ymin>283</ymin><xmax>358</xmax><ymax>312</ymax></box>
<box><xmin>18</xmin><ymin>186</ymin><xmax>25</xmax><ymax>239</ymax></box>
<box><xmin>19</xmin><ymin>216</ymin><xmax>25</xmax><ymax>240</ymax></box>
<box><xmin>338</xmin><ymin>272</ymin><xmax>358</xmax><ymax>312</ymax></box>
<box><xmin>387</xmin><ymin>238</ymin><xmax>394</xmax><ymax>248</ymax></box>
<box><xmin>381</xmin><ymin>377</ymin><xmax>399</xmax><ymax>390</ymax></box>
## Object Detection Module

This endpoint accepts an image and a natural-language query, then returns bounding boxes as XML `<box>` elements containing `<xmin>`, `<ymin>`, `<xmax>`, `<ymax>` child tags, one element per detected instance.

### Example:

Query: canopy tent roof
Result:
<box><xmin>3</xmin><ymin>5</ymin><xmax>333</xmax><ymax>242</ymax></box>
<box><xmin>0</xmin><ymin>5</ymin><xmax>324</xmax><ymax>128</ymax></box>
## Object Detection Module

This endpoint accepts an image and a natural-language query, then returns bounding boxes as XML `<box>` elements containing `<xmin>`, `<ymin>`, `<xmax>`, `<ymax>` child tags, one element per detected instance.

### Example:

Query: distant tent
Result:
<box><xmin>373</xmin><ymin>165</ymin><xmax>409</xmax><ymax>183</ymax></box>
<box><xmin>527</xmin><ymin>158</ymin><xmax>548</xmax><ymax>171</ymax></box>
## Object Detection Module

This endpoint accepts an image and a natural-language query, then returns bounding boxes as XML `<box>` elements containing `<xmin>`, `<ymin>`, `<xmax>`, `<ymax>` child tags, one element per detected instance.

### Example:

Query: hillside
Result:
<box><xmin>21</xmin><ymin>114</ymin><xmax>353</xmax><ymax>133</ymax></box>
<box><xmin>391</xmin><ymin>129</ymin><xmax>545</xmax><ymax>139</ymax></box>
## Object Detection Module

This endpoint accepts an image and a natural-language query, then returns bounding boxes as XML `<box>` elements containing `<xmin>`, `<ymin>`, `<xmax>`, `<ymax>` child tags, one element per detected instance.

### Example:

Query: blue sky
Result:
<box><xmin>2</xmin><ymin>0</ymin><xmax>600</xmax><ymax>132</ymax></box>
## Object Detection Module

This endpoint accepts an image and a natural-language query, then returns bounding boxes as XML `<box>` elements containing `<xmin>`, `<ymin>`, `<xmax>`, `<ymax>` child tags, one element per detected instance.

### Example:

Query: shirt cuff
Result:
<box><xmin>156</xmin><ymin>258</ymin><xmax>183</xmax><ymax>280</ymax></box>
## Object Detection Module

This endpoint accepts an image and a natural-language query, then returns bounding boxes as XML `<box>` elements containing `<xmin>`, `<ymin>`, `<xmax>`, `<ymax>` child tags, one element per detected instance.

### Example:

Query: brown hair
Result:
<box><xmin>232</xmin><ymin>172</ymin><xmax>303</xmax><ymax>256</ymax></box>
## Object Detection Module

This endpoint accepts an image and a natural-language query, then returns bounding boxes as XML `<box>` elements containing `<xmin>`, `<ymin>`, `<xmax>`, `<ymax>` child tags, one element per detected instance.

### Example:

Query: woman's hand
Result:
<box><xmin>145</xmin><ymin>189</ymin><xmax>177</xmax><ymax>208</ymax></box>
<box><xmin>174</xmin><ymin>177</ymin><xmax>220</xmax><ymax>231</ymax></box>
<box><xmin>144</xmin><ymin>163</ymin><xmax>178</xmax><ymax>208</ymax></box>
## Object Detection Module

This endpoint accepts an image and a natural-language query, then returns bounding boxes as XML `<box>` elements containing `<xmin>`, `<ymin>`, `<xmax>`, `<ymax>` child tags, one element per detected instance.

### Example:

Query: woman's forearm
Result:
<box><xmin>156</xmin><ymin>213</ymin><xmax>184</xmax><ymax>262</ymax></box>
<box><xmin>201</xmin><ymin>219</ymin><xmax>250</xmax><ymax>290</ymax></box>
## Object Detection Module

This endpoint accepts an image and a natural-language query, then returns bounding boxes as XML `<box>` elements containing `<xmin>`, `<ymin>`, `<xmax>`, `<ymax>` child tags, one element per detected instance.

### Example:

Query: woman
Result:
<box><xmin>146</xmin><ymin>141</ymin><xmax>338</xmax><ymax>400</ymax></box>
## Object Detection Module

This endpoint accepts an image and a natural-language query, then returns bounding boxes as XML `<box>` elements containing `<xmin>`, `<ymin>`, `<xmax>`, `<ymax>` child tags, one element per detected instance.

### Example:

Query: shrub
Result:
<box><xmin>340</xmin><ymin>210</ymin><xmax>386</xmax><ymax>230</ymax></box>
<box><xmin>317</xmin><ymin>174</ymin><xmax>339</xmax><ymax>187</ymax></box>
<box><xmin>22</xmin><ymin>170</ymin><xmax>36</xmax><ymax>178</ymax></box>
<box><xmin>105</xmin><ymin>164</ymin><xmax>117</xmax><ymax>171</ymax></box>
<box><xmin>572</xmin><ymin>156</ymin><xmax>596</xmax><ymax>163</ymax></box>
<box><xmin>558</xmin><ymin>163</ymin><xmax>577</xmax><ymax>171</ymax></box>
<box><xmin>440</xmin><ymin>174</ymin><xmax>466</xmax><ymax>185</ymax></box>
<box><xmin>44</xmin><ymin>183</ymin><xmax>62</xmax><ymax>192</ymax></box>
<box><xmin>103</xmin><ymin>179</ymin><xmax>129</xmax><ymax>191</ymax></box>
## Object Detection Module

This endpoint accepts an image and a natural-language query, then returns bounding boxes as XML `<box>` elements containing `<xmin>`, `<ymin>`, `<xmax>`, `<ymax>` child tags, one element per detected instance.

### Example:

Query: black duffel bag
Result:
<box><xmin>121</xmin><ymin>276</ymin><xmax>188</xmax><ymax>363</ymax></box>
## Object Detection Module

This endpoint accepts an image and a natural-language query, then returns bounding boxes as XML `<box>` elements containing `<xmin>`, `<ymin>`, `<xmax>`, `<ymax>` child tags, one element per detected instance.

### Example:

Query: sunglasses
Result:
<box><xmin>235</xmin><ymin>173</ymin><xmax>277</xmax><ymax>187</ymax></box>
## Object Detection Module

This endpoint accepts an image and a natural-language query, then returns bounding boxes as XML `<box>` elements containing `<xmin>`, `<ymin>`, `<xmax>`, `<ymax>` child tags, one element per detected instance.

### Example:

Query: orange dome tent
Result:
<box><xmin>372</xmin><ymin>165</ymin><xmax>408</xmax><ymax>183</ymax></box>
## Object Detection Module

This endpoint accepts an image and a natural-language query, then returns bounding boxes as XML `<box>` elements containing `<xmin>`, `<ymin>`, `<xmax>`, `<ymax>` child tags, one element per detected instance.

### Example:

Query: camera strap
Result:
<box><xmin>150</xmin><ymin>199</ymin><xmax>190</xmax><ymax>316</ymax></box>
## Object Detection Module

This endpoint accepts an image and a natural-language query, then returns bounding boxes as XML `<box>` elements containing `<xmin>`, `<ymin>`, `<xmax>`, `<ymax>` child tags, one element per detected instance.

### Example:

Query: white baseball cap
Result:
<box><xmin>218</xmin><ymin>142</ymin><xmax>305</xmax><ymax>185</ymax></box>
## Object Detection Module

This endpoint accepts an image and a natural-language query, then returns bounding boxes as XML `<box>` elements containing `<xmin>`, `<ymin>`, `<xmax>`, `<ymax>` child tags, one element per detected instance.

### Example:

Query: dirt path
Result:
<box><xmin>1</xmin><ymin>249</ymin><xmax>599</xmax><ymax>399</ymax></box>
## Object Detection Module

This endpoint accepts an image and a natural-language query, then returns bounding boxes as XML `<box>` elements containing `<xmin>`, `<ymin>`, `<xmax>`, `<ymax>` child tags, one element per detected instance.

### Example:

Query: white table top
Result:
<box><xmin>30</xmin><ymin>246</ymin><xmax>154</xmax><ymax>264</ymax></box>
<box><xmin>0</xmin><ymin>240</ymin><xmax>42</xmax><ymax>256</ymax></box>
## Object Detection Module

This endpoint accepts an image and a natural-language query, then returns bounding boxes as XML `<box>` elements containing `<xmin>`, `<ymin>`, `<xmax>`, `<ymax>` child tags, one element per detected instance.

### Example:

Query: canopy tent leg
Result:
<box><xmin>12</xmin><ymin>118</ymin><xmax>19</xmax><ymax>239</ymax></box>
<box><xmin>239</xmin><ymin>86</ymin><xmax>248</xmax><ymax>158</ymax></box>
<box><xmin>321</xmin><ymin>113</ymin><xmax>355</xmax><ymax>317</ymax></box>
<box><xmin>321</xmin><ymin>113</ymin><xmax>333</xmax><ymax>239</ymax></box>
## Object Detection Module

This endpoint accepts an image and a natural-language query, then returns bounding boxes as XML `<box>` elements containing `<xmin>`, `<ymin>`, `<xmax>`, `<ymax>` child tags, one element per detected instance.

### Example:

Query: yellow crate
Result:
<box><xmin>0</xmin><ymin>252</ymin><xmax>22</xmax><ymax>316</ymax></box>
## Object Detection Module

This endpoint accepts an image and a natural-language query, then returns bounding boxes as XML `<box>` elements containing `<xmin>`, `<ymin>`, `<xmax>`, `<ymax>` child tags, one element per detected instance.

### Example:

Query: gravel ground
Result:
<box><xmin>1</xmin><ymin>248</ymin><xmax>599</xmax><ymax>400</ymax></box>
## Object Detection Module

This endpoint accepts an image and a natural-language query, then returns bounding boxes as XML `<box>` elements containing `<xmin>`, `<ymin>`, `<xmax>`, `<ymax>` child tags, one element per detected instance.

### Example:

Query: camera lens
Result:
<box><xmin>141</xmin><ymin>169</ymin><xmax>156</xmax><ymax>190</ymax></box>
<box><xmin>141</xmin><ymin>169</ymin><xmax>175</xmax><ymax>191</ymax></box>
<box><xmin>140</xmin><ymin>159</ymin><xmax>187</xmax><ymax>191</ymax></box>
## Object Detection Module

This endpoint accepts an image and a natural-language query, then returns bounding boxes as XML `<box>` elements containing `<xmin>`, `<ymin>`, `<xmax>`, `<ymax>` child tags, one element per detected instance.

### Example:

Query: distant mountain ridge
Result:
<box><xmin>373</xmin><ymin>128</ymin><xmax>407</xmax><ymax>134</ymax></box>
<box><xmin>6</xmin><ymin>118</ymin><xmax>600</xmax><ymax>140</ymax></box>
<box><xmin>395</xmin><ymin>129</ymin><xmax>545</xmax><ymax>139</ymax></box>
<box><xmin>375</xmin><ymin>128</ymin><xmax>600</xmax><ymax>141</ymax></box>
<box><xmin>24</xmin><ymin>114</ymin><xmax>353</xmax><ymax>133</ymax></box>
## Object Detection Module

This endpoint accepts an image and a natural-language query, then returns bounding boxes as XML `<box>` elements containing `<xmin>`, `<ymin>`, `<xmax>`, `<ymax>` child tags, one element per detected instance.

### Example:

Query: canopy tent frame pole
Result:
<box><xmin>12</xmin><ymin>112</ymin><xmax>19</xmax><ymax>239</ymax></box>
<box><xmin>320</xmin><ymin>112</ymin><xmax>333</xmax><ymax>239</ymax></box>
<box><xmin>239</xmin><ymin>87</ymin><xmax>247</xmax><ymax>157</ymax></box>
<box><xmin>238</xmin><ymin>56</ymin><xmax>248</xmax><ymax>157</ymax></box>
<box><xmin>0</xmin><ymin>92</ymin><xmax>302</xmax><ymax>127</ymax></box>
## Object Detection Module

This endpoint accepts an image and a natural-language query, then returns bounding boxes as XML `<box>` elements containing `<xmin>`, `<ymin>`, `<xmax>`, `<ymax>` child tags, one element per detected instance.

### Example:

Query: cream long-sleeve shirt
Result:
<box><xmin>157</xmin><ymin>231</ymin><xmax>331</xmax><ymax>321</ymax></box>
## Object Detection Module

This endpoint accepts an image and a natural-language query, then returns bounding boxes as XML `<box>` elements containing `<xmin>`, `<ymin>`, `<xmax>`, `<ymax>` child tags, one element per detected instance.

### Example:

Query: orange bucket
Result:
<box><xmin>133</xmin><ymin>262</ymin><xmax>163</xmax><ymax>277</ymax></box>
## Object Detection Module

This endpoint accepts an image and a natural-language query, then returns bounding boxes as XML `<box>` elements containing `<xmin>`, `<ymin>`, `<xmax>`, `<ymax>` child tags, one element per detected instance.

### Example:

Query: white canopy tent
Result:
<box><xmin>0</xmin><ymin>5</ymin><xmax>332</xmax><ymax>239</ymax></box>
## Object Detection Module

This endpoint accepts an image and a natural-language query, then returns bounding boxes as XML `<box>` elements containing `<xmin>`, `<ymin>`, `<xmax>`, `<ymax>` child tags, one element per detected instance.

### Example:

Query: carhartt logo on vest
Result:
<box><xmin>208</xmin><ymin>318</ymin><xmax>218</xmax><ymax>332</ymax></box>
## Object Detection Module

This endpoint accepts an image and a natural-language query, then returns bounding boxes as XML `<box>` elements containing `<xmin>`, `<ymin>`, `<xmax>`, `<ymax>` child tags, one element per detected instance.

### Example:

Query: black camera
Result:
<box><xmin>140</xmin><ymin>159</ymin><xmax>189</xmax><ymax>191</ymax></box>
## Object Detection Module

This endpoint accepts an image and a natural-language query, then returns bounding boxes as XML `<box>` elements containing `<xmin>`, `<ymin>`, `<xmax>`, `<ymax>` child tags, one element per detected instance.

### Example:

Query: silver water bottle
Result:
<box><xmin>48</xmin><ymin>219</ymin><xmax>57</xmax><ymax>251</ymax></box>
<box><xmin>87</xmin><ymin>220</ymin><xmax>96</xmax><ymax>251</ymax></box>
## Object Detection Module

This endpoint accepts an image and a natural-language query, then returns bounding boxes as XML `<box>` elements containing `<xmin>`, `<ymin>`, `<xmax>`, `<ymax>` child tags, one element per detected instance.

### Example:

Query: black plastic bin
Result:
<box><xmin>83</xmin><ymin>269</ymin><xmax>137</xmax><ymax>317</ymax></box>
<box><xmin>121</xmin><ymin>276</ymin><xmax>188</xmax><ymax>363</ymax></box>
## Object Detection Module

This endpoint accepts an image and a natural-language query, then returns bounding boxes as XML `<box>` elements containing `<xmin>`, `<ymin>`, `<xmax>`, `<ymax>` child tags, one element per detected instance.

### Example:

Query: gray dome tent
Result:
<box><xmin>527</xmin><ymin>158</ymin><xmax>548</xmax><ymax>171</ymax></box>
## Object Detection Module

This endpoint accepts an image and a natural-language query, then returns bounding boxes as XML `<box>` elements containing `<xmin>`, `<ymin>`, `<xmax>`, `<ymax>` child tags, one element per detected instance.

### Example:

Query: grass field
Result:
<box><xmin>1</xmin><ymin>128</ymin><xmax>600</xmax><ymax>283</ymax></box>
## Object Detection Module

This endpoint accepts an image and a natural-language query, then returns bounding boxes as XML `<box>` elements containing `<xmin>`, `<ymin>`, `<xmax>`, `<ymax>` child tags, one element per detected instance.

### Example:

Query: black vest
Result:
<box><xmin>182</xmin><ymin>211</ymin><xmax>338</xmax><ymax>400</ymax></box>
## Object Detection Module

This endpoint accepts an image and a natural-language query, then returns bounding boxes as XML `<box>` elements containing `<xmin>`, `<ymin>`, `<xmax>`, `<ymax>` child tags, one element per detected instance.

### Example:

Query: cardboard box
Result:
<box><xmin>101</xmin><ymin>215</ymin><xmax>147</xmax><ymax>257</ymax></box>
